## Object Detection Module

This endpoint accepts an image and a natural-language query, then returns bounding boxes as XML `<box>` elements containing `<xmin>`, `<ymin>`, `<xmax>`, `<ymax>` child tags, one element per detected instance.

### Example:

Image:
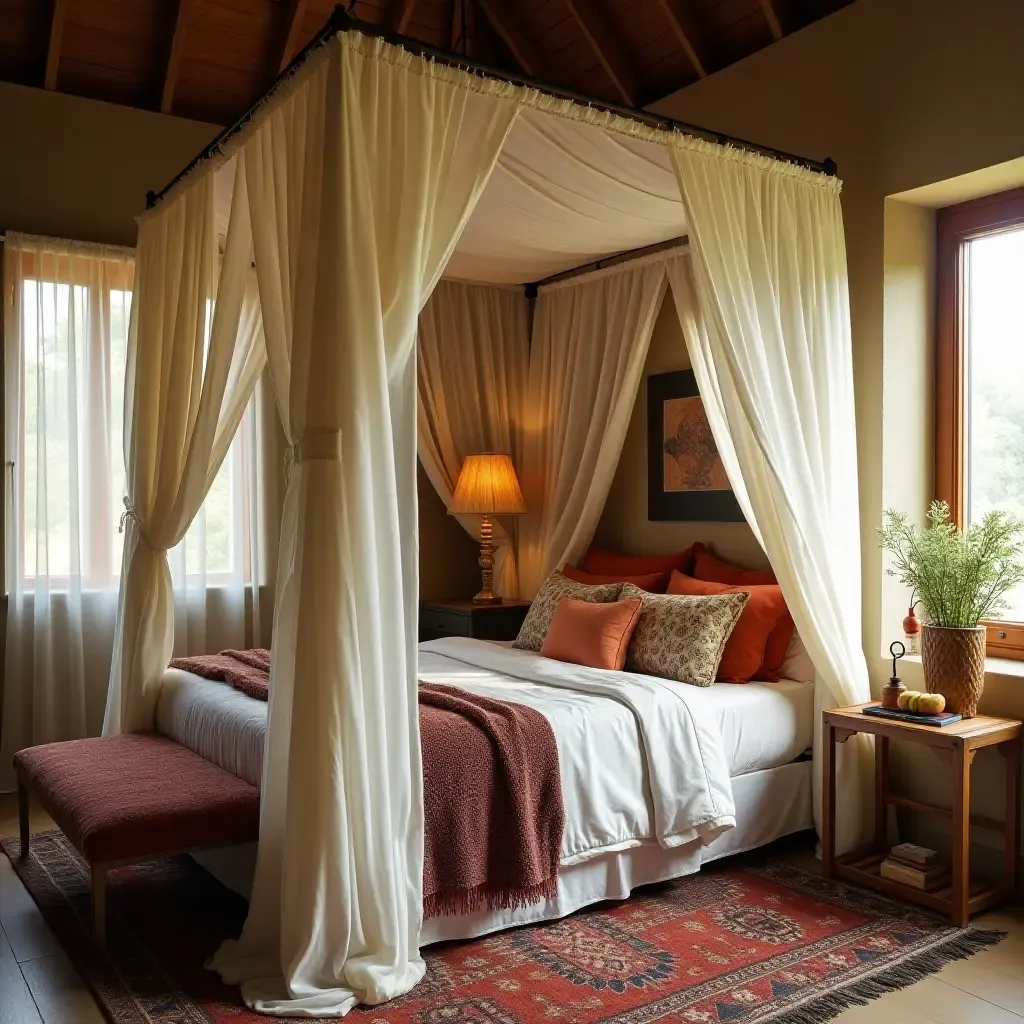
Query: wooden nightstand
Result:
<box><xmin>419</xmin><ymin>599</ymin><xmax>531</xmax><ymax>643</ymax></box>
<box><xmin>823</xmin><ymin>703</ymin><xmax>1022</xmax><ymax>926</ymax></box>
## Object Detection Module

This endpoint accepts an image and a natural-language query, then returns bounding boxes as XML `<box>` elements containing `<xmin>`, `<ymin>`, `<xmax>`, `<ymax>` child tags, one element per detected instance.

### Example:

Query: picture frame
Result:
<box><xmin>647</xmin><ymin>369</ymin><xmax>745</xmax><ymax>522</ymax></box>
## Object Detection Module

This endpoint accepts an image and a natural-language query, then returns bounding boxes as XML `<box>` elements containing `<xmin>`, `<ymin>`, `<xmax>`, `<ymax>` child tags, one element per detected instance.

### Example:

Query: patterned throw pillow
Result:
<box><xmin>621</xmin><ymin>583</ymin><xmax>749</xmax><ymax>686</ymax></box>
<box><xmin>513</xmin><ymin>571</ymin><xmax>624</xmax><ymax>652</ymax></box>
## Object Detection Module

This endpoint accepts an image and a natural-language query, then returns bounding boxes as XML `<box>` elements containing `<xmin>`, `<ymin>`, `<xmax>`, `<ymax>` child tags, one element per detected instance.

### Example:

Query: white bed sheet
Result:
<box><xmin>157</xmin><ymin>648</ymin><xmax>812</xmax><ymax>791</ymax></box>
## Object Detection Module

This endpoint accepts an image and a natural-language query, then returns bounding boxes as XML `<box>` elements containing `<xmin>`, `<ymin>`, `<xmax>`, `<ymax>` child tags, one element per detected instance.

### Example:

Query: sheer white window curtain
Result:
<box><xmin>418</xmin><ymin>279</ymin><xmax>529</xmax><ymax>597</ymax></box>
<box><xmin>667</xmin><ymin>142</ymin><xmax>871</xmax><ymax>853</ymax></box>
<box><xmin>1</xmin><ymin>231</ymin><xmax>264</xmax><ymax>792</ymax></box>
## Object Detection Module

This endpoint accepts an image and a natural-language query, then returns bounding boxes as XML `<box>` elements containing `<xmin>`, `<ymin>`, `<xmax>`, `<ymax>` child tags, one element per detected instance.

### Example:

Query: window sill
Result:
<box><xmin>902</xmin><ymin>652</ymin><xmax>1024</xmax><ymax>680</ymax></box>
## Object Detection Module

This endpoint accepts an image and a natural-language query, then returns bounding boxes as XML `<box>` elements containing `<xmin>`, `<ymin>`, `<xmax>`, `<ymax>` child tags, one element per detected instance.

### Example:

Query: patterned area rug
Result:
<box><xmin>2</xmin><ymin>831</ymin><xmax>1003</xmax><ymax>1024</ymax></box>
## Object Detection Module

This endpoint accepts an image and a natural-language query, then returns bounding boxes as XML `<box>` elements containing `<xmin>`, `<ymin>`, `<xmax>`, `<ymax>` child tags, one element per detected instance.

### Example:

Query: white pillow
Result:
<box><xmin>780</xmin><ymin>631</ymin><xmax>815</xmax><ymax>683</ymax></box>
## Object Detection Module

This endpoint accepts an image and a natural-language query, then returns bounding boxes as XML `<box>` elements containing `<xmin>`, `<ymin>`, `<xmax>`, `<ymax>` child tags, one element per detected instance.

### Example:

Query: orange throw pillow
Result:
<box><xmin>561</xmin><ymin>564</ymin><xmax>668</xmax><ymax>593</ymax></box>
<box><xmin>582</xmin><ymin>546</ymin><xmax>695</xmax><ymax>579</ymax></box>
<box><xmin>668</xmin><ymin>571</ymin><xmax>790</xmax><ymax>683</ymax></box>
<box><xmin>691</xmin><ymin>544</ymin><xmax>794</xmax><ymax>674</ymax></box>
<box><xmin>541</xmin><ymin>597</ymin><xmax>643</xmax><ymax>671</ymax></box>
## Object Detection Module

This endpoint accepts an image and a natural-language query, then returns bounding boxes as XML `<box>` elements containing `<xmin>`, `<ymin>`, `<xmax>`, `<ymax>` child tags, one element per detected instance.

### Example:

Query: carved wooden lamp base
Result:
<box><xmin>472</xmin><ymin>514</ymin><xmax>503</xmax><ymax>604</ymax></box>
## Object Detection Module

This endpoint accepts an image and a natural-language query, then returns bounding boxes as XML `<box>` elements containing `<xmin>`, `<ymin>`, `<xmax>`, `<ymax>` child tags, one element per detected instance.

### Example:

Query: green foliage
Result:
<box><xmin>878</xmin><ymin>501</ymin><xmax>1024</xmax><ymax>627</ymax></box>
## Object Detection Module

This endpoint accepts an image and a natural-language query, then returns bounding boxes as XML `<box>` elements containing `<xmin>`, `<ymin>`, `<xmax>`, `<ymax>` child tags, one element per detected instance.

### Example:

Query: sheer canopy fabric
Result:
<box><xmin>104</xmin><ymin>168</ymin><xmax>266</xmax><ymax>736</ymax></box>
<box><xmin>667</xmin><ymin>143</ymin><xmax>870</xmax><ymax>852</ymax></box>
<box><xmin>199</xmin><ymin>35</ymin><xmax>518</xmax><ymax>1017</ymax></box>
<box><xmin>417</xmin><ymin>280</ymin><xmax>529</xmax><ymax>597</ymax></box>
<box><xmin>517</xmin><ymin>256</ymin><xmax>670</xmax><ymax>597</ymax></box>
<box><xmin>445</xmin><ymin>106</ymin><xmax>687</xmax><ymax>284</ymax></box>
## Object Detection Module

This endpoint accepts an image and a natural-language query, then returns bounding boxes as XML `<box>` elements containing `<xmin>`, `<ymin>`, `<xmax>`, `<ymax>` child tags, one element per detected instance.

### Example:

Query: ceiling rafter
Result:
<box><xmin>654</xmin><ymin>0</ymin><xmax>714</xmax><ymax>79</ymax></box>
<box><xmin>563</xmin><ymin>0</ymin><xmax>638</xmax><ymax>107</ymax></box>
<box><xmin>271</xmin><ymin>0</ymin><xmax>310</xmax><ymax>76</ymax></box>
<box><xmin>759</xmin><ymin>0</ymin><xmax>786</xmax><ymax>41</ymax></box>
<box><xmin>477</xmin><ymin>0</ymin><xmax>547</xmax><ymax>78</ymax></box>
<box><xmin>44</xmin><ymin>0</ymin><xmax>67</xmax><ymax>90</ymax></box>
<box><xmin>161</xmin><ymin>0</ymin><xmax>191</xmax><ymax>114</ymax></box>
<box><xmin>391</xmin><ymin>0</ymin><xmax>421</xmax><ymax>34</ymax></box>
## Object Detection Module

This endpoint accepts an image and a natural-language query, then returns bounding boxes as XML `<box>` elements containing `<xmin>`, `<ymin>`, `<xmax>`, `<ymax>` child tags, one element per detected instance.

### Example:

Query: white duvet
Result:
<box><xmin>418</xmin><ymin>637</ymin><xmax>735</xmax><ymax>865</ymax></box>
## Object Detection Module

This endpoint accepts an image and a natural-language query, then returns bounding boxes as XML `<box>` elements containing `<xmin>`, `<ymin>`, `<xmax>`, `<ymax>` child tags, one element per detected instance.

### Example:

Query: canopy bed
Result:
<box><xmin>103</xmin><ymin>6</ymin><xmax>871</xmax><ymax>1017</ymax></box>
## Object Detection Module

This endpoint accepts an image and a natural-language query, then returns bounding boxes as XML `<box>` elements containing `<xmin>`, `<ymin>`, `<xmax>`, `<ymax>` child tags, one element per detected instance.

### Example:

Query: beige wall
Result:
<box><xmin>596</xmin><ymin>293</ymin><xmax>767</xmax><ymax>568</ymax></box>
<box><xmin>654</xmin><ymin>0</ymin><xmax>1024</xmax><ymax>856</ymax></box>
<box><xmin>0</xmin><ymin>82</ymin><xmax>218</xmax><ymax>247</ymax></box>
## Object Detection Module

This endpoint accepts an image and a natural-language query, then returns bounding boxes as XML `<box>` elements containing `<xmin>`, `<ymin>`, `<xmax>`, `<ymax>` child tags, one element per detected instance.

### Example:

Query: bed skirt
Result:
<box><xmin>192</xmin><ymin>758</ymin><xmax>813</xmax><ymax>946</ymax></box>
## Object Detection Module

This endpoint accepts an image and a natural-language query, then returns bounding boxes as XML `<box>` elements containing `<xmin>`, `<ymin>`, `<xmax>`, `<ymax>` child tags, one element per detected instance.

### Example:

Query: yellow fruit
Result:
<box><xmin>908</xmin><ymin>693</ymin><xmax>921</xmax><ymax>712</ymax></box>
<box><xmin>896</xmin><ymin>691</ymin><xmax>914</xmax><ymax>711</ymax></box>
<box><xmin>919</xmin><ymin>693</ymin><xmax>946</xmax><ymax>714</ymax></box>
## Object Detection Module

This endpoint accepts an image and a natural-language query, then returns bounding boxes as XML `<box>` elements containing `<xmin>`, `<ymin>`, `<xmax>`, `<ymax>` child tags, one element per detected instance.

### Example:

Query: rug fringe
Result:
<box><xmin>768</xmin><ymin>928</ymin><xmax>1006</xmax><ymax>1024</ymax></box>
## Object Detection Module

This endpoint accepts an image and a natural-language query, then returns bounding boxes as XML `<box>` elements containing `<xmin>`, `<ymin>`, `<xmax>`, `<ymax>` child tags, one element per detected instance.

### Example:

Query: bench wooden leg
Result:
<box><xmin>17</xmin><ymin>781</ymin><xmax>29</xmax><ymax>859</ymax></box>
<box><xmin>91</xmin><ymin>864</ymin><xmax>107</xmax><ymax>947</ymax></box>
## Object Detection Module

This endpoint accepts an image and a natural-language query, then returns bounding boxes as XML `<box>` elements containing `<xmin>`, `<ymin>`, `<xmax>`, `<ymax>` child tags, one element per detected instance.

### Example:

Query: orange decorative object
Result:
<box><xmin>903</xmin><ymin>605</ymin><xmax>922</xmax><ymax>655</ymax></box>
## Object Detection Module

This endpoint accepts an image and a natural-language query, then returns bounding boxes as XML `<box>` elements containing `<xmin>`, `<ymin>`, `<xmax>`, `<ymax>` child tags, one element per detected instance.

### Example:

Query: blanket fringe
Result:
<box><xmin>424</xmin><ymin>878</ymin><xmax>559</xmax><ymax>919</ymax></box>
<box><xmin>768</xmin><ymin>928</ymin><xmax>1006</xmax><ymax>1024</ymax></box>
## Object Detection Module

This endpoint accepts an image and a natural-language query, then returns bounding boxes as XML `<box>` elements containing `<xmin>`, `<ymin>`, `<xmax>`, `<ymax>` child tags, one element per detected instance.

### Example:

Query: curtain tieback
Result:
<box><xmin>284</xmin><ymin>428</ymin><xmax>342</xmax><ymax>481</ymax></box>
<box><xmin>118</xmin><ymin>496</ymin><xmax>158</xmax><ymax>550</ymax></box>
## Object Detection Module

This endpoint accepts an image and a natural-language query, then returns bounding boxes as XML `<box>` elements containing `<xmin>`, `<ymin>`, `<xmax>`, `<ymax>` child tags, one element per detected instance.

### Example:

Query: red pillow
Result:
<box><xmin>692</xmin><ymin>543</ymin><xmax>777</xmax><ymax>585</ymax></box>
<box><xmin>582</xmin><ymin>546</ymin><xmax>695</xmax><ymax>580</ymax></box>
<box><xmin>541</xmin><ymin>597</ymin><xmax>643</xmax><ymax>671</ymax></box>
<box><xmin>692</xmin><ymin>544</ymin><xmax>793</xmax><ymax>673</ymax></box>
<box><xmin>561</xmin><ymin>564</ymin><xmax>668</xmax><ymax>593</ymax></box>
<box><xmin>668</xmin><ymin>571</ymin><xmax>790</xmax><ymax>683</ymax></box>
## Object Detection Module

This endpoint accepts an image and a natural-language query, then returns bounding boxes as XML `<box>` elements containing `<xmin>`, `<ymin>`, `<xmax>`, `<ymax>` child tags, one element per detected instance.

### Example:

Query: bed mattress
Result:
<box><xmin>157</xmin><ymin>656</ymin><xmax>812</xmax><ymax>791</ymax></box>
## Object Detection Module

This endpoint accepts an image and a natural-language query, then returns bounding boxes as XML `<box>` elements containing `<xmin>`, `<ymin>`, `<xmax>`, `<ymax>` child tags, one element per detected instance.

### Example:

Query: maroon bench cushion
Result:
<box><xmin>13</xmin><ymin>734</ymin><xmax>260</xmax><ymax>863</ymax></box>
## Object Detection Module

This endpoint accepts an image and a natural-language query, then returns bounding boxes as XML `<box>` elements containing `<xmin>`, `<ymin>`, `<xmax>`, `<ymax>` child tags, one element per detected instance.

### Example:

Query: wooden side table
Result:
<box><xmin>823</xmin><ymin>703</ymin><xmax>1022</xmax><ymax>926</ymax></box>
<box><xmin>419</xmin><ymin>599</ymin><xmax>531</xmax><ymax>643</ymax></box>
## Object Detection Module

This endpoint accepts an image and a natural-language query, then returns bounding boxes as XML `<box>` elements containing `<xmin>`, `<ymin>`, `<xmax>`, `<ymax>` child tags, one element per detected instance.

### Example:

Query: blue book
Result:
<box><xmin>862</xmin><ymin>703</ymin><xmax>962</xmax><ymax>727</ymax></box>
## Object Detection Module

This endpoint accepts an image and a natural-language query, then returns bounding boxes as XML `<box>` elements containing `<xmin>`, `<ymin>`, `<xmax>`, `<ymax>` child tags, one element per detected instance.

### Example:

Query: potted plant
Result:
<box><xmin>878</xmin><ymin>500</ymin><xmax>1024</xmax><ymax>718</ymax></box>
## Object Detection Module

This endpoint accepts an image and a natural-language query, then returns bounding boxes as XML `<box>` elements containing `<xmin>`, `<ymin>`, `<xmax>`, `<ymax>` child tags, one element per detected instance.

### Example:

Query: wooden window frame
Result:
<box><xmin>936</xmin><ymin>185</ymin><xmax>1024</xmax><ymax>660</ymax></box>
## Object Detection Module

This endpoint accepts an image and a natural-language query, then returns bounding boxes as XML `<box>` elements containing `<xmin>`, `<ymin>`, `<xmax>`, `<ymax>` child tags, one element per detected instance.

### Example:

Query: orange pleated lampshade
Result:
<box><xmin>449</xmin><ymin>453</ymin><xmax>527</xmax><ymax>516</ymax></box>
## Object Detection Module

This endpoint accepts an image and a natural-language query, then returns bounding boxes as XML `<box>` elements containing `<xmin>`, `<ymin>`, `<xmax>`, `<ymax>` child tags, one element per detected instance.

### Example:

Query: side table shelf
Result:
<box><xmin>822</xmin><ymin>703</ymin><xmax>1022</xmax><ymax>926</ymax></box>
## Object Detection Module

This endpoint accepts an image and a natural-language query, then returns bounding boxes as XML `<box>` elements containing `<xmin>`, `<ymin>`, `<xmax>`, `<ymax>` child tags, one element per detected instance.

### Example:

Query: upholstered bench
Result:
<box><xmin>14</xmin><ymin>733</ymin><xmax>260</xmax><ymax>945</ymax></box>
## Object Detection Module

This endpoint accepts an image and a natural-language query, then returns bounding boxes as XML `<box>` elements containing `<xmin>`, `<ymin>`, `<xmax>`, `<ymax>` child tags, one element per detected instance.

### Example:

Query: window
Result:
<box><xmin>936</xmin><ymin>186</ymin><xmax>1024</xmax><ymax>658</ymax></box>
<box><xmin>7</xmin><ymin>238</ymin><xmax>255</xmax><ymax>593</ymax></box>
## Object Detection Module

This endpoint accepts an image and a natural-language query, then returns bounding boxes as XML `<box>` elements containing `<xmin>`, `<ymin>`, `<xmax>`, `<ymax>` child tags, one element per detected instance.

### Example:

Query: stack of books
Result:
<box><xmin>880</xmin><ymin>843</ymin><xmax>949</xmax><ymax>890</ymax></box>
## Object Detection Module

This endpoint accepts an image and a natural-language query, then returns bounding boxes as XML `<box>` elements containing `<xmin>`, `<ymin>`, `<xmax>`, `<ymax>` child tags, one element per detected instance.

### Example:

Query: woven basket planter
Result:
<box><xmin>921</xmin><ymin>624</ymin><xmax>986</xmax><ymax>718</ymax></box>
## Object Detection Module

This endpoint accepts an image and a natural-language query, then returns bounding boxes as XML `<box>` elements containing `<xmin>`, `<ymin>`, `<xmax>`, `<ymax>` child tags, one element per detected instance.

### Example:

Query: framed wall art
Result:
<box><xmin>647</xmin><ymin>369</ymin><xmax>744</xmax><ymax>522</ymax></box>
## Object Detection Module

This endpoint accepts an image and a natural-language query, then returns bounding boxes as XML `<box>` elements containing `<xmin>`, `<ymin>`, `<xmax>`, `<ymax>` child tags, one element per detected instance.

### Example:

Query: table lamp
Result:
<box><xmin>448</xmin><ymin>453</ymin><xmax>527</xmax><ymax>604</ymax></box>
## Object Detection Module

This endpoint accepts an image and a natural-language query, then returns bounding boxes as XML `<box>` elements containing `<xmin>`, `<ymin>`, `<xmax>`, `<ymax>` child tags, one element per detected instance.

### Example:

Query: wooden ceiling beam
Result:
<box><xmin>654</xmin><ymin>0</ymin><xmax>714</xmax><ymax>78</ymax></box>
<box><xmin>391</xmin><ymin>0</ymin><xmax>421</xmax><ymax>34</ymax></box>
<box><xmin>477</xmin><ymin>0</ymin><xmax>548</xmax><ymax>78</ymax></box>
<box><xmin>759</xmin><ymin>0</ymin><xmax>786</xmax><ymax>41</ymax></box>
<box><xmin>44</xmin><ymin>0</ymin><xmax>67</xmax><ymax>90</ymax></box>
<box><xmin>563</xmin><ymin>0</ymin><xmax>638</xmax><ymax>107</ymax></box>
<box><xmin>271</xmin><ymin>0</ymin><xmax>310</xmax><ymax>75</ymax></box>
<box><xmin>161</xmin><ymin>0</ymin><xmax>190</xmax><ymax>114</ymax></box>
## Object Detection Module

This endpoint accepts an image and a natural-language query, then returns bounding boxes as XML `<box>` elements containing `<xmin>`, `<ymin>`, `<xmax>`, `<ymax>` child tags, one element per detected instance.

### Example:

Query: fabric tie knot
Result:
<box><xmin>118</xmin><ymin>496</ymin><xmax>136</xmax><ymax>535</ymax></box>
<box><xmin>284</xmin><ymin>428</ymin><xmax>342</xmax><ymax>482</ymax></box>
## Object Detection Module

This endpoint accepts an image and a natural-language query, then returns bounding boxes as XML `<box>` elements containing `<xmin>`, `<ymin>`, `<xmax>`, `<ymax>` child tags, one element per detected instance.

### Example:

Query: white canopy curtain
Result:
<box><xmin>517</xmin><ymin>254</ymin><xmax>671</xmax><ymax>597</ymax></box>
<box><xmin>103</xmin><ymin>165</ymin><xmax>266</xmax><ymax>736</ymax></box>
<box><xmin>189</xmin><ymin>35</ymin><xmax>519</xmax><ymax>1017</ymax></box>
<box><xmin>665</xmin><ymin>141</ymin><xmax>870</xmax><ymax>853</ymax></box>
<box><xmin>417</xmin><ymin>279</ymin><xmax>529</xmax><ymax>597</ymax></box>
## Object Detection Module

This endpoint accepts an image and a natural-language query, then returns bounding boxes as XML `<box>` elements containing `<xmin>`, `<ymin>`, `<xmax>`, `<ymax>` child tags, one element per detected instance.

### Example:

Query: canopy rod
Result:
<box><xmin>524</xmin><ymin>236</ymin><xmax>688</xmax><ymax>296</ymax></box>
<box><xmin>147</xmin><ymin>6</ymin><xmax>837</xmax><ymax>210</ymax></box>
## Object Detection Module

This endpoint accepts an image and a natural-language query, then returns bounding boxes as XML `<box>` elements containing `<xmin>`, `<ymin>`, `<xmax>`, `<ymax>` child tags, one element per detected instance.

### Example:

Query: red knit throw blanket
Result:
<box><xmin>168</xmin><ymin>651</ymin><xmax>564</xmax><ymax>916</ymax></box>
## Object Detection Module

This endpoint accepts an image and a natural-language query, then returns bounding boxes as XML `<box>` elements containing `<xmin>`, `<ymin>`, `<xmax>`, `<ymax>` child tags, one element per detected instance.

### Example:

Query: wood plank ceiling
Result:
<box><xmin>0</xmin><ymin>0</ymin><xmax>855</xmax><ymax>127</ymax></box>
